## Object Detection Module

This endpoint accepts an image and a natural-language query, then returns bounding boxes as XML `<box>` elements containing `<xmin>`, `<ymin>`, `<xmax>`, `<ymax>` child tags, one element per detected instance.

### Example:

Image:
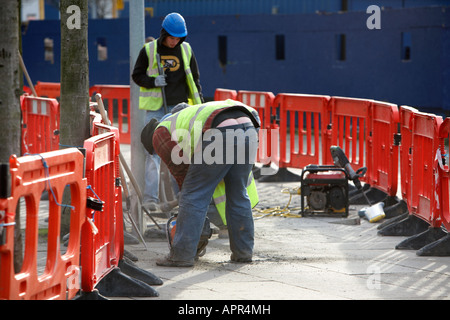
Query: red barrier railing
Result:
<box><xmin>92</xmin><ymin>122</ymin><xmax>123</xmax><ymax>257</ymax></box>
<box><xmin>20</xmin><ymin>95</ymin><xmax>60</xmax><ymax>155</ymax></box>
<box><xmin>237</xmin><ymin>90</ymin><xmax>276</xmax><ymax>164</ymax></box>
<box><xmin>89</xmin><ymin>85</ymin><xmax>131</xmax><ymax>144</ymax></box>
<box><xmin>34</xmin><ymin>82</ymin><xmax>61</xmax><ymax>99</ymax></box>
<box><xmin>408</xmin><ymin>111</ymin><xmax>443</xmax><ymax>227</ymax></box>
<box><xmin>438</xmin><ymin>118</ymin><xmax>450</xmax><ymax>232</ymax></box>
<box><xmin>398</xmin><ymin>106</ymin><xmax>418</xmax><ymax>204</ymax></box>
<box><xmin>368</xmin><ymin>101</ymin><xmax>400</xmax><ymax>197</ymax></box>
<box><xmin>0</xmin><ymin>148</ymin><xmax>86</xmax><ymax>300</ymax></box>
<box><xmin>81</xmin><ymin>127</ymin><xmax>123</xmax><ymax>292</ymax></box>
<box><xmin>326</xmin><ymin>97</ymin><xmax>372</xmax><ymax>182</ymax></box>
<box><xmin>275</xmin><ymin>93</ymin><xmax>331</xmax><ymax>168</ymax></box>
<box><xmin>214</xmin><ymin>88</ymin><xmax>237</xmax><ymax>101</ymax></box>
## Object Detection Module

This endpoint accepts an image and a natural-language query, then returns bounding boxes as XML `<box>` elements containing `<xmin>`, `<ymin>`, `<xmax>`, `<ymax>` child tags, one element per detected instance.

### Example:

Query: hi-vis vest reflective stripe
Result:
<box><xmin>158</xmin><ymin>99</ymin><xmax>257</xmax><ymax>159</ymax></box>
<box><xmin>212</xmin><ymin>172</ymin><xmax>259</xmax><ymax>226</ymax></box>
<box><xmin>157</xmin><ymin>100</ymin><xmax>259</xmax><ymax>225</ymax></box>
<box><xmin>139</xmin><ymin>41</ymin><xmax>202</xmax><ymax>111</ymax></box>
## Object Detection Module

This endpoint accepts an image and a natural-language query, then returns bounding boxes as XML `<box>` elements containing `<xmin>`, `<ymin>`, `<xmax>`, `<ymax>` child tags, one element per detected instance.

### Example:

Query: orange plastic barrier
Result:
<box><xmin>20</xmin><ymin>95</ymin><xmax>60</xmax><ymax>155</ymax></box>
<box><xmin>23</xmin><ymin>86</ymin><xmax>32</xmax><ymax>95</ymax></box>
<box><xmin>368</xmin><ymin>101</ymin><xmax>400</xmax><ymax>197</ymax></box>
<box><xmin>81</xmin><ymin>125</ymin><xmax>123</xmax><ymax>292</ymax></box>
<box><xmin>398</xmin><ymin>106</ymin><xmax>419</xmax><ymax>204</ymax></box>
<box><xmin>34</xmin><ymin>81</ymin><xmax>61</xmax><ymax>99</ymax></box>
<box><xmin>438</xmin><ymin>117</ymin><xmax>450</xmax><ymax>231</ymax></box>
<box><xmin>275</xmin><ymin>93</ymin><xmax>331</xmax><ymax>169</ymax></box>
<box><xmin>0</xmin><ymin>148</ymin><xmax>87</xmax><ymax>300</ymax></box>
<box><xmin>325</xmin><ymin>97</ymin><xmax>372</xmax><ymax>183</ymax></box>
<box><xmin>89</xmin><ymin>85</ymin><xmax>130</xmax><ymax>144</ymax></box>
<box><xmin>237</xmin><ymin>90</ymin><xmax>276</xmax><ymax>164</ymax></box>
<box><xmin>214</xmin><ymin>88</ymin><xmax>237</xmax><ymax>101</ymax></box>
<box><xmin>408</xmin><ymin>111</ymin><xmax>443</xmax><ymax>227</ymax></box>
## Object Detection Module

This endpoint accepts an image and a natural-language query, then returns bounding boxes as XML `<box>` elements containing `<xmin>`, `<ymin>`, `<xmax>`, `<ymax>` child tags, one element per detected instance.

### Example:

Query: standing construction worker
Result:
<box><xmin>141</xmin><ymin>100</ymin><xmax>260</xmax><ymax>267</ymax></box>
<box><xmin>132</xmin><ymin>12</ymin><xmax>203</xmax><ymax>212</ymax></box>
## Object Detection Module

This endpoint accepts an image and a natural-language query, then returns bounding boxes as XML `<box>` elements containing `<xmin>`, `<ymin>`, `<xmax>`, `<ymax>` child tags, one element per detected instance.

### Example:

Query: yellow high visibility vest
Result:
<box><xmin>212</xmin><ymin>172</ymin><xmax>259</xmax><ymax>225</ymax></box>
<box><xmin>139</xmin><ymin>40</ymin><xmax>202</xmax><ymax>110</ymax></box>
<box><xmin>157</xmin><ymin>100</ymin><xmax>260</xmax><ymax>225</ymax></box>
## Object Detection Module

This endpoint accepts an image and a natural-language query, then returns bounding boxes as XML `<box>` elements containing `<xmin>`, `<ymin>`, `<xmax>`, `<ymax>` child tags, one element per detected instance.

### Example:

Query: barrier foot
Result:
<box><xmin>383</xmin><ymin>199</ymin><xmax>408</xmax><ymax>219</ymax></box>
<box><xmin>124</xmin><ymin>248</ymin><xmax>139</xmax><ymax>262</ymax></box>
<box><xmin>377</xmin><ymin>212</ymin><xmax>409</xmax><ymax>230</ymax></box>
<box><xmin>258</xmin><ymin>168</ymin><xmax>301</xmax><ymax>182</ymax></box>
<box><xmin>118</xmin><ymin>258</ymin><xmax>163</xmax><ymax>286</ymax></box>
<box><xmin>96</xmin><ymin>267</ymin><xmax>159</xmax><ymax>297</ymax></box>
<box><xmin>377</xmin><ymin>214</ymin><xmax>429</xmax><ymax>237</ymax></box>
<box><xmin>395</xmin><ymin>227</ymin><xmax>447</xmax><ymax>250</ymax></box>
<box><xmin>348</xmin><ymin>183</ymin><xmax>369</xmax><ymax>198</ymax></box>
<box><xmin>416</xmin><ymin>233</ymin><xmax>450</xmax><ymax>256</ymax></box>
<box><xmin>74</xmin><ymin>289</ymin><xmax>109</xmax><ymax>300</ymax></box>
<box><xmin>349</xmin><ymin>187</ymin><xmax>387</xmax><ymax>205</ymax></box>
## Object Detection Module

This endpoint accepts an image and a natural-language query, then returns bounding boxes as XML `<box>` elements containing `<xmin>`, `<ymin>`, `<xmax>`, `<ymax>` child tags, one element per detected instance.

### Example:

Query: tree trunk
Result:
<box><xmin>0</xmin><ymin>0</ymin><xmax>22</xmax><ymax>273</ymax></box>
<box><xmin>59</xmin><ymin>0</ymin><xmax>90</xmax><ymax>236</ymax></box>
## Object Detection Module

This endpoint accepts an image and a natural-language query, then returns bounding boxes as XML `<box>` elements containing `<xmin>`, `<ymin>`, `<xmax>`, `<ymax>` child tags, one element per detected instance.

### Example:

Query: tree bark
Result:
<box><xmin>59</xmin><ymin>0</ymin><xmax>90</xmax><ymax>236</ymax></box>
<box><xmin>0</xmin><ymin>0</ymin><xmax>22</xmax><ymax>273</ymax></box>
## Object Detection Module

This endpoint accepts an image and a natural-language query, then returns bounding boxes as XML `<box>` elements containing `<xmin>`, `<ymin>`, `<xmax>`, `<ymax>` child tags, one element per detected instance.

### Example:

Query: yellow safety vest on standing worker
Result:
<box><xmin>156</xmin><ymin>100</ymin><xmax>260</xmax><ymax>225</ymax></box>
<box><xmin>139</xmin><ymin>40</ymin><xmax>202</xmax><ymax>110</ymax></box>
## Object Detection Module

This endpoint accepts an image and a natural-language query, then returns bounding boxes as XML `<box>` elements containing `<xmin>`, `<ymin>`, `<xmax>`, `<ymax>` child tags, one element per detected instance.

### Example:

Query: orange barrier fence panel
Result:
<box><xmin>81</xmin><ymin>129</ymin><xmax>122</xmax><ymax>292</ymax></box>
<box><xmin>92</xmin><ymin>122</ymin><xmax>124</xmax><ymax>260</ymax></box>
<box><xmin>214</xmin><ymin>88</ymin><xmax>237</xmax><ymax>101</ymax></box>
<box><xmin>237</xmin><ymin>90</ymin><xmax>276</xmax><ymax>165</ymax></box>
<box><xmin>89</xmin><ymin>85</ymin><xmax>130</xmax><ymax>144</ymax></box>
<box><xmin>0</xmin><ymin>148</ymin><xmax>86</xmax><ymax>300</ymax></box>
<box><xmin>275</xmin><ymin>93</ymin><xmax>331</xmax><ymax>169</ymax></box>
<box><xmin>327</xmin><ymin>97</ymin><xmax>372</xmax><ymax>182</ymax></box>
<box><xmin>20</xmin><ymin>95</ymin><xmax>60</xmax><ymax>155</ymax></box>
<box><xmin>438</xmin><ymin>117</ymin><xmax>450</xmax><ymax>231</ymax></box>
<box><xmin>409</xmin><ymin>111</ymin><xmax>443</xmax><ymax>227</ymax></box>
<box><xmin>34</xmin><ymin>82</ymin><xmax>61</xmax><ymax>99</ymax></box>
<box><xmin>369</xmin><ymin>101</ymin><xmax>400</xmax><ymax>197</ymax></box>
<box><xmin>399</xmin><ymin>106</ymin><xmax>418</xmax><ymax>204</ymax></box>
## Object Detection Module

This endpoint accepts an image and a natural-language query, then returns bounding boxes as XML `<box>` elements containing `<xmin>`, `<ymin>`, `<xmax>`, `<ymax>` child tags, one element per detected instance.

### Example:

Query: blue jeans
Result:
<box><xmin>143</xmin><ymin>107</ymin><xmax>174</xmax><ymax>203</ymax></box>
<box><xmin>170</xmin><ymin>124</ymin><xmax>258</xmax><ymax>263</ymax></box>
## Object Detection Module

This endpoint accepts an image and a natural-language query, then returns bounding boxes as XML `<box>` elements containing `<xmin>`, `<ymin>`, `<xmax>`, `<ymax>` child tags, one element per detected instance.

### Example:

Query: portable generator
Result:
<box><xmin>300</xmin><ymin>165</ymin><xmax>349</xmax><ymax>217</ymax></box>
<box><xmin>300</xmin><ymin>146</ymin><xmax>369</xmax><ymax>217</ymax></box>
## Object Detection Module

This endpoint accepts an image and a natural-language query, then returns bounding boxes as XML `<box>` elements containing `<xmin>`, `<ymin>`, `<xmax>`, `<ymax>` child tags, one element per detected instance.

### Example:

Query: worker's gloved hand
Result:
<box><xmin>154</xmin><ymin>75</ymin><xmax>167</xmax><ymax>87</ymax></box>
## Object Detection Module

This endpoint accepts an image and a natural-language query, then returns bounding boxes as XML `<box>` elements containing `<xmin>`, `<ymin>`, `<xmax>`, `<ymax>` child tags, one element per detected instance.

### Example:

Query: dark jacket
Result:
<box><xmin>132</xmin><ymin>28</ymin><xmax>203</xmax><ymax>106</ymax></box>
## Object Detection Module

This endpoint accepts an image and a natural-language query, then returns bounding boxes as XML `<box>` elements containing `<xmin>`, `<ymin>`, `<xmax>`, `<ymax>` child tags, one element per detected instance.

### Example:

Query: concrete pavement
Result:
<box><xmin>123</xmin><ymin>175</ymin><xmax>450</xmax><ymax>301</ymax></box>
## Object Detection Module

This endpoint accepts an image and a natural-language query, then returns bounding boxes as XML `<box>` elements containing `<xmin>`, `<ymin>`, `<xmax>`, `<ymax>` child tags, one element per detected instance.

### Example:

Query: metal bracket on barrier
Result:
<box><xmin>394</xmin><ymin>132</ymin><xmax>401</xmax><ymax>146</ymax></box>
<box><xmin>0</xmin><ymin>219</ymin><xmax>15</xmax><ymax>246</ymax></box>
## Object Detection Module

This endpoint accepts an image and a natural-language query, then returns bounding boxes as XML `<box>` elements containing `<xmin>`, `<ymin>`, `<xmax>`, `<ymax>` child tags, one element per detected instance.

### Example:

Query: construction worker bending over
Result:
<box><xmin>141</xmin><ymin>100</ymin><xmax>260</xmax><ymax>267</ymax></box>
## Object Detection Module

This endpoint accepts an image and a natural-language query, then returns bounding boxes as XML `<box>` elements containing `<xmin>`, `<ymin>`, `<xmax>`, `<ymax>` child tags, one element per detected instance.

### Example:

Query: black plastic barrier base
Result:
<box><xmin>395</xmin><ymin>227</ymin><xmax>447</xmax><ymax>250</ymax></box>
<box><xmin>417</xmin><ymin>233</ymin><xmax>450</xmax><ymax>256</ymax></box>
<box><xmin>377</xmin><ymin>214</ymin><xmax>429</xmax><ymax>237</ymax></box>
<box><xmin>96</xmin><ymin>267</ymin><xmax>160</xmax><ymax>298</ymax></box>
<box><xmin>74</xmin><ymin>289</ymin><xmax>108</xmax><ymax>300</ymax></box>
<box><xmin>118</xmin><ymin>258</ymin><xmax>163</xmax><ymax>286</ymax></box>
<box><xmin>349</xmin><ymin>185</ymin><xmax>388</xmax><ymax>205</ymax></box>
<box><xmin>383</xmin><ymin>199</ymin><xmax>408</xmax><ymax>219</ymax></box>
<box><xmin>257</xmin><ymin>167</ymin><xmax>301</xmax><ymax>182</ymax></box>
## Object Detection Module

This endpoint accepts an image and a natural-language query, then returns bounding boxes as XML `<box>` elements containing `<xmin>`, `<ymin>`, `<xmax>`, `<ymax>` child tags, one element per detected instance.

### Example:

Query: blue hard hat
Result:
<box><xmin>162</xmin><ymin>13</ymin><xmax>188</xmax><ymax>38</ymax></box>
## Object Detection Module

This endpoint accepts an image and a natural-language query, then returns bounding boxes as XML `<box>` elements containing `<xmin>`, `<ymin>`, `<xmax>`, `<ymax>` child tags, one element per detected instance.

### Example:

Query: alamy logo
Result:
<box><xmin>366</xmin><ymin>5</ymin><xmax>381</xmax><ymax>30</ymax></box>
<box><xmin>66</xmin><ymin>5</ymin><xmax>81</xmax><ymax>30</ymax></box>
<box><xmin>168</xmin><ymin>122</ymin><xmax>279</xmax><ymax>176</ymax></box>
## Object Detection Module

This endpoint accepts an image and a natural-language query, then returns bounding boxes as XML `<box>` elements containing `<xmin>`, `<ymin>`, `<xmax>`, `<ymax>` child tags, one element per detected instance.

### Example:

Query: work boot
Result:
<box><xmin>230</xmin><ymin>253</ymin><xmax>252</xmax><ymax>263</ymax></box>
<box><xmin>156</xmin><ymin>256</ymin><xmax>194</xmax><ymax>267</ymax></box>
